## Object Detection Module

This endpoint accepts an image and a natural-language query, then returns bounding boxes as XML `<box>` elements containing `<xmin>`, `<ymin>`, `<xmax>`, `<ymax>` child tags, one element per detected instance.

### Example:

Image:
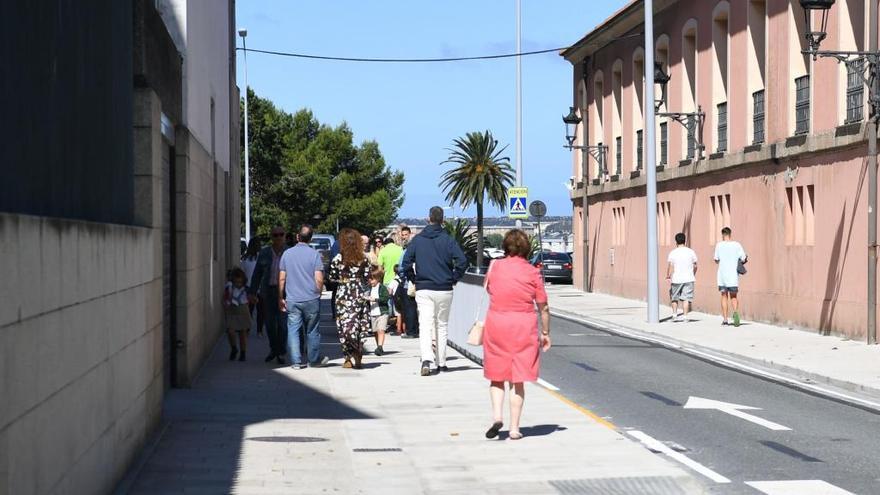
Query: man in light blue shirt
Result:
<box><xmin>279</xmin><ymin>225</ymin><xmax>330</xmax><ymax>369</ymax></box>
<box><xmin>714</xmin><ymin>227</ymin><xmax>747</xmax><ymax>327</ymax></box>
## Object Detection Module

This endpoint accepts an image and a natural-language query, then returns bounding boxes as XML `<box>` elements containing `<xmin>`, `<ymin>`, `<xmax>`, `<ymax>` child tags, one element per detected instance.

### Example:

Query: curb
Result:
<box><xmin>551</xmin><ymin>308</ymin><xmax>880</xmax><ymax>414</ymax></box>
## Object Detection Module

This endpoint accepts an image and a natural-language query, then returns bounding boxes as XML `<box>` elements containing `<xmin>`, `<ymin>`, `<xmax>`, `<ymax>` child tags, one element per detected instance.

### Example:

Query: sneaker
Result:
<box><xmin>238</xmin><ymin>351</ymin><xmax>246</xmax><ymax>362</ymax></box>
<box><xmin>420</xmin><ymin>361</ymin><xmax>432</xmax><ymax>376</ymax></box>
<box><xmin>276</xmin><ymin>356</ymin><xmax>286</xmax><ymax>365</ymax></box>
<box><xmin>264</xmin><ymin>353</ymin><xmax>276</xmax><ymax>363</ymax></box>
<box><xmin>290</xmin><ymin>363</ymin><xmax>306</xmax><ymax>370</ymax></box>
<box><xmin>438</xmin><ymin>365</ymin><xmax>449</xmax><ymax>372</ymax></box>
<box><xmin>722</xmin><ymin>320</ymin><xmax>729</xmax><ymax>326</ymax></box>
<box><xmin>311</xmin><ymin>356</ymin><xmax>330</xmax><ymax>368</ymax></box>
<box><xmin>672</xmin><ymin>314</ymin><xmax>682</xmax><ymax>323</ymax></box>
<box><xmin>732</xmin><ymin>312</ymin><xmax>741</xmax><ymax>327</ymax></box>
<box><xmin>375</xmin><ymin>345</ymin><xmax>384</xmax><ymax>356</ymax></box>
<box><xmin>229</xmin><ymin>348</ymin><xmax>239</xmax><ymax>361</ymax></box>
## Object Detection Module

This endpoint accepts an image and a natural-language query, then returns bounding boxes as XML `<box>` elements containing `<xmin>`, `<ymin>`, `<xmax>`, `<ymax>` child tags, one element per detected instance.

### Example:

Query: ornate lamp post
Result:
<box><xmin>654</xmin><ymin>62</ymin><xmax>706</xmax><ymax>162</ymax></box>
<box><xmin>799</xmin><ymin>0</ymin><xmax>878</xmax><ymax>344</ymax></box>
<box><xmin>563</xmin><ymin>106</ymin><xmax>607</xmax><ymax>292</ymax></box>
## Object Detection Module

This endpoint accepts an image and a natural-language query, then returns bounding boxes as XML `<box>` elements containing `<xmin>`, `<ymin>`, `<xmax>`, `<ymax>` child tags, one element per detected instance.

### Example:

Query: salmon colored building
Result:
<box><xmin>562</xmin><ymin>0</ymin><xmax>877</xmax><ymax>340</ymax></box>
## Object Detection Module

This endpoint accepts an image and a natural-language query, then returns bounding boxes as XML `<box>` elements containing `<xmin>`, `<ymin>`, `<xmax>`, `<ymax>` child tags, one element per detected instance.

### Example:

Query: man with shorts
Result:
<box><xmin>666</xmin><ymin>232</ymin><xmax>697</xmax><ymax>322</ymax></box>
<box><xmin>714</xmin><ymin>227</ymin><xmax>747</xmax><ymax>326</ymax></box>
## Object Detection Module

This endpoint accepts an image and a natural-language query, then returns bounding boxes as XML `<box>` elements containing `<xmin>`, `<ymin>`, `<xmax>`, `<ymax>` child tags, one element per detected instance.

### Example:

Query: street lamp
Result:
<box><xmin>238</xmin><ymin>28</ymin><xmax>252</xmax><ymax>243</ymax></box>
<box><xmin>653</xmin><ymin>63</ymin><xmax>705</xmax><ymax>162</ymax></box>
<box><xmin>799</xmin><ymin>0</ymin><xmax>878</xmax><ymax>345</ymax></box>
<box><xmin>562</xmin><ymin>106</ymin><xmax>607</xmax><ymax>292</ymax></box>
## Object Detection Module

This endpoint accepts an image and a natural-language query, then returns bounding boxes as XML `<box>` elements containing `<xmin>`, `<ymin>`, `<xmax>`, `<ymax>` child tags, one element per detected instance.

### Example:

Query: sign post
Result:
<box><xmin>508</xmin><ymin>187</ymin><xmax>529</xmax><ymax>219</ymax></box>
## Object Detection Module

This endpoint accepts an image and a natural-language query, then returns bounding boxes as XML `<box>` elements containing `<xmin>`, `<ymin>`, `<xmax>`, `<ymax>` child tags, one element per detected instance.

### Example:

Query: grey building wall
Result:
<box><xmin>0</xmin><ymin>1</ymin><xmax>240</xmax><ymax>493</ymax></box>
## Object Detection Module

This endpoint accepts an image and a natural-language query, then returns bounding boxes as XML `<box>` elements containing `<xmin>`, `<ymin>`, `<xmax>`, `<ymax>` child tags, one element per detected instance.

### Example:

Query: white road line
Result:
<box><xmin>683</xmin><ymin>396</ymin><xmax>792</xmax><ymax>431</ymax></box>
<box><xmin>626</xmin><ymin>430</ymin><xmax>731</xmax><ymax>484</ymax></box>
<box><xmin>551</xmin><ymin>311</ymin><xmax>880</xmax><ymax>413</ymax></box>
<box><xmin>746</xmin><ymin>480</ymin><xmax>856</xmax><ymax>494</ymax></box>
<box><xmin>536</xmin><ymin>378</ymin><xmax>560</xmax><ymax>391</ymax></box>
<box><xmin>568</xmin><ymin>333</ymin><xmax>586</xmax><ymax>336</ymax></box>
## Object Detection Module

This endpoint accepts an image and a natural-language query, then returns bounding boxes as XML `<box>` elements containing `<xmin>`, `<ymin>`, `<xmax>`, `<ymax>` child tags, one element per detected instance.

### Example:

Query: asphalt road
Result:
<box><xmin>539</xmin><ymin>315</ymin><xmax>880</xmax><ymax>494</ymax></box>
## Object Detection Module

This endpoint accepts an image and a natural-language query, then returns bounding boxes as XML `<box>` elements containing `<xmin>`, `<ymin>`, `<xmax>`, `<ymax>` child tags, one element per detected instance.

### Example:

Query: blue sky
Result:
<box><xmin>235</xmin><ymin>1</ymin><xmax>623</xmax><ymax>218</ymax></box>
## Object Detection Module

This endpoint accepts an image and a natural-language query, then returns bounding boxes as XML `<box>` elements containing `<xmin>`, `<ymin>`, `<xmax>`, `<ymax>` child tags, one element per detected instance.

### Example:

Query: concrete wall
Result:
<box><xmin>565</xmin><ymin>0</ymin><xmax>878</xmax><ymax>339</ymax></box>
<box><xmin>0</xmin><ymin>215</ymin><xmax>163</xmax><ymax>495</ymax></box>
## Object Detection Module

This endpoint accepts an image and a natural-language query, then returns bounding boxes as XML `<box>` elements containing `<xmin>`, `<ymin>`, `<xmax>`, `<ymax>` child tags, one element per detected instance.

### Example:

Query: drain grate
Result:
<box><xmin>550</xmin><ymin>476</ymin><xmax>692</xmax><ymax>494</ymax></box>
<box><xmin>246</xmin><ymin>436</ymin><xmax>328</xmax><ymax>443</ymax></box>
<box><xmin>352</xmin><ymin>448</ymin><xmax>402</xmax><ymax>453</ymax></box>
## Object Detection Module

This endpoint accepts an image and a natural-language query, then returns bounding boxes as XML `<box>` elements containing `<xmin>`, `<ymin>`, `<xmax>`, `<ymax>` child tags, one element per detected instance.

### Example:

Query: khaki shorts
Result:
<box><xmin>371</xmin><ymin>314</ymin><xmax>389</xmax><ymax>334</ymax></box>
<box><xmin>670</xmin><ymin>282</ymin><xmax>695</xmax><ymax>302</ymax></box>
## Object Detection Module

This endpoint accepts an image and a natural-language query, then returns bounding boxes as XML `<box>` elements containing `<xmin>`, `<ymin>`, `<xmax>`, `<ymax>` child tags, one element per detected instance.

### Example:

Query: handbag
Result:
<box><xmin>467</xmin><ymin>261</ymin><xmax>494</xmax><ymax>346</ymax></box>
<box><xmin>737</xmin><ymin>258</ymin><xmax>748</xmax><ymax>275</ymax></box>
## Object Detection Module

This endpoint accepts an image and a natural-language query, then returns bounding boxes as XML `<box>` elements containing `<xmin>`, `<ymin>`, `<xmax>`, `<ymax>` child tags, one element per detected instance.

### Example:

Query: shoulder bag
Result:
<box><xmin>467</xmin><ymin>261</ymin><xmax>494</xmax><ymax>346</ymax></box>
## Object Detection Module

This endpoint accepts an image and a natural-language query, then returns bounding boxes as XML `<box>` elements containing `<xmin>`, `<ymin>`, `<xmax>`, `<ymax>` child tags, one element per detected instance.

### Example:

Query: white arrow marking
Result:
<box><xmin>684</xmin><ymin>396</ymin><xmax>791</xmax><ymax>431</ymax></box>
<box><xmin>746</xmin><ymin>480</ymin><xmax>856</xmax><ymax>494</ymax></box>
<box><xmin>627</xmin><ymin>430</ymin><xmax>731</xmax><ymax>483</ymax></box>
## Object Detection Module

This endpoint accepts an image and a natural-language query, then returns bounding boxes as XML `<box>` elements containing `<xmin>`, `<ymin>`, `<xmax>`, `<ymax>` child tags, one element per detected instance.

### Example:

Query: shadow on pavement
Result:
<box><xmin>499</xmin><ymin>424</ymin><xmax>568</xmax><ymax>439</ymax></box>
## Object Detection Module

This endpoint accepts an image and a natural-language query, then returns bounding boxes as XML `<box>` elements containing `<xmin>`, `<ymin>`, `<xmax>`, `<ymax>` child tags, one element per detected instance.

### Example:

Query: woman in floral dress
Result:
<box><xmin>328</xmin><ymin>228</ymin><xmax>372</xmax><ymax>369</ymax></box>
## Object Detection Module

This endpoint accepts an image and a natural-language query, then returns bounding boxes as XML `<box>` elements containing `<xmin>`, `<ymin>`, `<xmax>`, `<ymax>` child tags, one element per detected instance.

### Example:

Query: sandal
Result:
<box><xmin>485</xmin><ymin>421</ymin><xmax>503</xmax><ymax>439</ymax></box>
<box><xmin>342</xmin><ymin>359</ymin><xmax>353</xmax><ymax>369</ymax></box>
<box><xmin>509</xmin><ymin>431</ymin><xmax>523</xmax><ymax>440</ymax></box>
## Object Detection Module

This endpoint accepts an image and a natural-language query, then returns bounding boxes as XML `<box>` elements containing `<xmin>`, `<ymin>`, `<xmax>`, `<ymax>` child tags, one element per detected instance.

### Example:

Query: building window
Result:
<box><xmin>795</xmin><ymin>75</ymin><xmax>810</xmax><ymax>135</ymax></box>
<box><xmin>717</xmin><ymin>102</ymin><xmax>727</xmax><ymax>153</ymax></box>
<box><xmin>597</xmin><ymin>141</ymin><xmax>605</xmax><ymax>177</ymax></box>
<box><xmin>615</xmin><ymin>136</ymin><xmax>622</xmax><ymax>176</ymax></box>
<box><xmin>686</xmin><ymin>115</ymin><xmax>696</xmax><ymax>160</ymax></box>
<box><xmin>660</xmin><ymin>123</ymin><xmax>668</xmax><ymax>165</ymax></box>
<box><xmin>636</xmin><ymin>130</ymin><xmax>643</xmax><ymax>170</ymax></box>
<box><xmin>613</xmin><ymin>206</ymin><xmax>626</xmax><ymax>245</ymax></box>
<box><xmin>657</xmin><ymin>201</ymin><xmax>672</xmax><ymax>246</ymax></box>
<box><xmin>785</xmin><ymin>185</ymin><xmax>815</xmax><ymax>246</ymax></box>
<box><xmin>709</xmin><ymin>194</ymin><xmax>731</xmax><ymax>245</ymax></box>
<box><xmin>753</xmin><ymin>90</ymin><xmax>765</xmax><ymax>144</ymax></box>
<box><xmin>846</xmin><ymin>58</ymin><xmax>865</xmax><ymax>124</ymax></box>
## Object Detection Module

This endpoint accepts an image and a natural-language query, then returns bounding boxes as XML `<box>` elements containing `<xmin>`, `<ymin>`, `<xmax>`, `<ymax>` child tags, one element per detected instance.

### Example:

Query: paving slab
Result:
<box><xmin>117</xmin><ymin>301</ymin><xmax>705</xmax><ymax>494</ymax></box>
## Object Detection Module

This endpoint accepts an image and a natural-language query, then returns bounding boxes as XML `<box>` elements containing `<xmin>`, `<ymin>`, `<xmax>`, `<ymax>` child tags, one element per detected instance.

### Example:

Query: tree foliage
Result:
<box><xmin>443</xmin><ymin>218</ymin><xmax>479</xmax><ymax>267</ymax></box>
<box><xmin>484</xmin><ymin>233</ymin><xmax>504</xmax><ymax>249</ymax></box>
<box><xmin>241</xmin><ymin>89</ymin><xmax>404</xmax><ymax>237</ymax></box>
<box><xmin>439</xmin><ymin>131</ymin><xmax>515</xmax><ymax>268</ymax></box>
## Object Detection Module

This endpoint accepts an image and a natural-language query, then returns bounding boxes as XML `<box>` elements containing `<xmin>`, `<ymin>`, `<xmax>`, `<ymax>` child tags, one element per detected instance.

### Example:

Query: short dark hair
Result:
<box><xmin>429</xmin><ymin>206</ymin><xmax>444</xmax><ymax>224</ymax></box>
<box><xmin>675</xmin><ymin>233</ymin><xmax>686</xmax><ymax>245</ymax></box>
<box><xmin>502</xmin><ymin>229</ymin><xmax>531</xmax><ymax>258</ymax></box>
<box><xmin>298</xmin><ymin>224</ymin><xmax>314</xmax><ymax>243</ymax></box>
<box><xmin>721</xmin><ymin>227</ymin><xmax>731</xmax><ymax>236</ymax></box>
<box><xmin>400</xmin><ymin>225</ymin><xmax>411</xmax><ymax>233</ymax></box>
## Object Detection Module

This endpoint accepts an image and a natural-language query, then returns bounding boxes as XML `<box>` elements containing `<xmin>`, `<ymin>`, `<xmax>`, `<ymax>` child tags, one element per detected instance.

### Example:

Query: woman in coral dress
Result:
<box><xmin>482</xmin><ymin>229</ymin><xmax>551</xmax><ymax>440</ymax></box>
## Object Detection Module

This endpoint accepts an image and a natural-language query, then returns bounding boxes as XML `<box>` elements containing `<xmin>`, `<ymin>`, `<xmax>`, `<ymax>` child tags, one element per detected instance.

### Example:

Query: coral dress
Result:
<box><xmin>482</xmin><ymin>256</ymin><xmax>548</xmax><ymax>383</ymax></box>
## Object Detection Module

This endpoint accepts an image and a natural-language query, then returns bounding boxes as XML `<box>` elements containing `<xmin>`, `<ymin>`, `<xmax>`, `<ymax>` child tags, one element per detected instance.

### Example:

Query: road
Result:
<box><xmin>539</xmin><ymin>315</ymin><xmax>880</xmax><ymax>494</ymax></box>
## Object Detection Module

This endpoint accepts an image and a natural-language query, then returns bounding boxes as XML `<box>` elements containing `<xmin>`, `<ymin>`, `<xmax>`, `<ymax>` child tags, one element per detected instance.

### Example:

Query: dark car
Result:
<box><xmin>531</xmin><ymin>251</ymin><xmax>573</xmax><ymax>284</ymax></box>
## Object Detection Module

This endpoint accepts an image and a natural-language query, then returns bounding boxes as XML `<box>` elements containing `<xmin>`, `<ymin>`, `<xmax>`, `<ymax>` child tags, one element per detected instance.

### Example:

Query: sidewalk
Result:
<box><xmin>116</xmin><ymin>300</ymin><xmax>705</xmax><ymax>495</ymax></box>
<box><xmin>547</xmin><ymin>286</ymin><xmax>880</xmax><ymax>409</ymax></box>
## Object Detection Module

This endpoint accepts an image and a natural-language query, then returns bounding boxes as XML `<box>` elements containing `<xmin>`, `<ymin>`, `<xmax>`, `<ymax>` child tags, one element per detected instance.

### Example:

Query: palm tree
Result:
<box><xmin>440</xmin><ymin>131</ymin><xmax>515</xmax><ymax>269</ymax></box>
<box><xmin>443</xmin><ymin>218</ymin><xmax>479</xmax><ymax>266</ymax></box>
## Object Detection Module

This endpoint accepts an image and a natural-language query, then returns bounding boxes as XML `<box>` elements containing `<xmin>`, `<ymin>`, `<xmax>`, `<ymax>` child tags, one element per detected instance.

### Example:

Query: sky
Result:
<box><xmin>235</xmin><ymin>1</ymin><xmax>624</xmax><ymax>218</ymax></box>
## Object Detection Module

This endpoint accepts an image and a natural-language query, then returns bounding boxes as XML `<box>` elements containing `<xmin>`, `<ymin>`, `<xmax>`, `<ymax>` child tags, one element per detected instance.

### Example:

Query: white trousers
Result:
<box><xmin>415</xmin><ymin>290</ymin><xmax>453</xmax><ymax>366</ymax></box>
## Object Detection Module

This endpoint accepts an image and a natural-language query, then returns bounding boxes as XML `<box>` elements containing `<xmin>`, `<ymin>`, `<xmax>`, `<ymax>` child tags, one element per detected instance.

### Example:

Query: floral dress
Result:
<box><xmin>328</xmin><ymin>254</ymin><xmax>372</xmax><ymax>359</ymax></box>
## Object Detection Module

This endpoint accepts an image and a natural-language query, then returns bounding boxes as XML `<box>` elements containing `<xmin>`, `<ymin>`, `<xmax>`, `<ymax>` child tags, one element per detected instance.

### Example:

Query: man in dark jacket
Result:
<box><xmin>400</xmin><ymin>206</ymin><xmax>468</xmax><ymax>376</ymax></box>
<box><xmin>249</xmin><ymin>225</ymin><xmax>289</xmax><ymax>364</ymax></box>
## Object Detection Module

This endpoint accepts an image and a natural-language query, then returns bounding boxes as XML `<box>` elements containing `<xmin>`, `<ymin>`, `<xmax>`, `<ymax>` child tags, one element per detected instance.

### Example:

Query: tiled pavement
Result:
<box><xmin>117</xmin><ymin>299</ymin><xmax>704</xmax><ymax>495</ymax></box>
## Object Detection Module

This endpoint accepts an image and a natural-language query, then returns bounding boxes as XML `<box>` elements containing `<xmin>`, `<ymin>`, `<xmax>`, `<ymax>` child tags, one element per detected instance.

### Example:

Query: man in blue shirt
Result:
<box><xmin>400</xmin><ymin>207</ymin><xmax>468</xmax><ymax>376</ymax></box>
<box><xmin>279</xmin><ymin>224</ymin><xmax>330</xmax><ymax>369</ymax></box>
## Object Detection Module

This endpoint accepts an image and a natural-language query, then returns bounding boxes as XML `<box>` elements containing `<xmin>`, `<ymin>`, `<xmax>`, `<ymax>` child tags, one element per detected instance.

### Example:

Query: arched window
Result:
<box><xmin>592</xmin><ymin>70</ymin><xmax>605</xmax><ymax>177</ymax></box>
<box><xmin>632</xmin><ymin>48</ymin><xmax>645</xmax><ymax>171</ymax></box>
<box><xmin>612</xmin><ymin>59</ymin><xmax>623</xmax><ymax>176</ymax></box>
<box><xmin>681</xmin><ymin>19</ymin><xmax>698</xmax><ymax>160</ymax></box>
<box><xmin>655</xmin><ymin>35</ymin><xmax>670</xmax><ymax>166</ymax></box>
<box><xmin>712</xmin><ymin>3</ymin><xmax>729</xmax><ymax>153</ymax></box>
<box><xmin>839</xmin><ymin>0</ymin><xmax>866</xmax><ymax>124</ymax></box>
<box><xmin>747</xmin><ymin>0</ymin><xmax>767</xmax><ymax>144</ymax></box>
<box><xmin>790</xmin><ymin>0</ymin><xmax>811</xmax><ymax>135</ymax></box>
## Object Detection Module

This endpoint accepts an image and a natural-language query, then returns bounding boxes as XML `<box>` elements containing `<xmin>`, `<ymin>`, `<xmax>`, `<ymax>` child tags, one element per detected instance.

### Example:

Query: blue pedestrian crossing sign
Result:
<box><xmin>508</xmin><ymin>187</ymin><xmax>528</xmax><ymax>219</ymax></box>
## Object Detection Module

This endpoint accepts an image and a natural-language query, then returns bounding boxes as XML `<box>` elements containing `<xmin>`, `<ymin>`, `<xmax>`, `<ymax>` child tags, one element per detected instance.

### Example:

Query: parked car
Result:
<box><xmin>530</xmin><ymin>251</ymin><xmax>573</xmax><ymax>284</ymax></box>
<box><xmin>309</xmin><ymin>234</ymin><xmax>336</xmax><ymax>277</ymax></box>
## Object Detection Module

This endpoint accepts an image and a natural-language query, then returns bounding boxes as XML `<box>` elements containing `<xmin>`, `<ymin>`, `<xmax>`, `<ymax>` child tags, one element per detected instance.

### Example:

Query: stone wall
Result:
<box><xmin>0</xmin><ymin>216</ymin><xmax>164</xmax><ymax>494</ymax></box>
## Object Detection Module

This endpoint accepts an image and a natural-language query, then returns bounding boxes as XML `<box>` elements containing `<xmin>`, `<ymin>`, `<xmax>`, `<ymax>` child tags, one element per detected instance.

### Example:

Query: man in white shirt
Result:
<box><xmin>666</xmin><ymin>232</ymin><xmax>698</xmax><ymax>322</ymax></box>
<box><xmin>714</xmin><ymin>227</ymin><xmax>747</xmax><ymax>326</ymax></box>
